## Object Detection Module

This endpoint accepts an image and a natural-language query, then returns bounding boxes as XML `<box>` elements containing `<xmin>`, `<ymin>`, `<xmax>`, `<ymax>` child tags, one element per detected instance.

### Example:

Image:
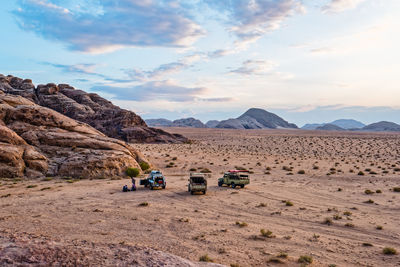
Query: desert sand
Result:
<box><xmin>1</xmin><ymin>128</ymin><xmax>400</xmax><ymax>266</ymax></box>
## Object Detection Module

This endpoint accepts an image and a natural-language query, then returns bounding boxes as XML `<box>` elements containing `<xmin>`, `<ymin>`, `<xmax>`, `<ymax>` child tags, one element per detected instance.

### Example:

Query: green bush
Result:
<box><xmin>298</xmin><ymin>255</ymin><xmax>313</xmax><ymax>264</ymax></box>
<box><xmin>139</xmin><ymin>162</ymin><xmax>150</xmax><ymax>171</ymax></box>
<box><xmin>126</xmin><ymin>167</ymin><xmax>140</xmax><ymax>178</ymax></box>
<box><xmin>383</xmin><ymin>247</ymin><xmax>397</xmax><ymax>255</ymax></box>
<box><xmin>199</xmin><ymin>254</ymin><xmax>213</xmax><ymax>262</ymax></box>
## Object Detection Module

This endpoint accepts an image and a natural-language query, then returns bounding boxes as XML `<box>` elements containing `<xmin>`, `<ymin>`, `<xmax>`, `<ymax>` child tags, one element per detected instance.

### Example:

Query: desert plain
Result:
<box><xmin>1</xmin><ymin>128</ymin><xmax>400</xmax><ymax>266</ymax></box>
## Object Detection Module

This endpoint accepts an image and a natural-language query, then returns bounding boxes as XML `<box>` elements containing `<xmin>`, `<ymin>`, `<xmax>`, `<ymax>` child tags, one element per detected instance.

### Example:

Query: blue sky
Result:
<box><xmin>1</xmin><ymin>0</ymin><xmax>400</xmax><ymax>126</ymax></box>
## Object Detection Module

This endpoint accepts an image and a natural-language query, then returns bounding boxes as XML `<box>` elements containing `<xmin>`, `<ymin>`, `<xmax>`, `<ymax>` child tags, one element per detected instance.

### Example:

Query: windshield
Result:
<box><xmin>191</xmin><ymin>177</ymin><xmax>205</xmax><ymax>183</ymax></box>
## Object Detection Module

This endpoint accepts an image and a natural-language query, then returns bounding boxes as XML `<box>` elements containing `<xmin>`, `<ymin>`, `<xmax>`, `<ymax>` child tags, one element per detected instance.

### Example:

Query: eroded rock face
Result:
<box><xmin>0</xmin><ymin>93</ymin><xmax>148</xmax><ymax>178</ymax></box>
<box><xmin>0</xmin><ymin>74</ymin><xmax>187</xmax><ymax>143</ymax></box>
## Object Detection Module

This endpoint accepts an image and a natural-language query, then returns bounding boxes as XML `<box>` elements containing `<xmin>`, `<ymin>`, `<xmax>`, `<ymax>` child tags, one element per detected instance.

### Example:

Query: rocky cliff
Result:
<box><xmin>0</xmin><ymin>74</ymin><xmax>187</xmax><ymax>144</ymax></box>
<box><xmin>0</xmin><ymin>91</ymin><xmax>149</xmax><ymax>178</ymax></box>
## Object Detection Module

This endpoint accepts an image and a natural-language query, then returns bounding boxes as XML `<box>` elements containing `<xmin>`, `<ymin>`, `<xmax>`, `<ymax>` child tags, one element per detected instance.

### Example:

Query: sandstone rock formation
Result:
<box><xmin>0</xmin><ymin>74</ymin><xmax>187</xmax><ymax>144</ymax></box>
<box><xmin>0</xmin><ymin>91</ymin><xmax>148</xmax><ymax>178</ymax></box>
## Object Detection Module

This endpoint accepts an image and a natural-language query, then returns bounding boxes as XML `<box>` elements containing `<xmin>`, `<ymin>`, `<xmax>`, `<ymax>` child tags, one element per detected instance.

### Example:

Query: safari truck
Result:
<box><xmin>140</xmin><ymin>170</ymin><xmax>166</xmax><ymax>190</ymax></box>
<box><xmin>218</xmin><ymin>170</ymin><xmax>250</xmax><ymax>188</ymax></box>
<box><xmin>188</xmin><ymin>173</ymin><xmax>207</xmax><ymax>195</ymax></box>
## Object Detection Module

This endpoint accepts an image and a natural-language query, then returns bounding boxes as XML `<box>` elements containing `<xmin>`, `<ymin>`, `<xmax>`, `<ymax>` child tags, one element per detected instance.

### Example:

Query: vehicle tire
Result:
<box><xmin>231</xmin><ymin>182</ymin><xmax>236</xmax><ymax>188</ymax></box>
<box><xmin>162</xmin><ymin>185</ymin><xmax>166</xmax><ymax>189</ymax></box>
<box><xmin>203</xmin><ymin>190</ymin><xmax>206</xmax><ymax>195</ymax></box>
<box><xmin>218</xmin><ymin>181</ymin><xmax>223</xmax><ymax>187</ymax></box>
<box><xmin>150</xmin><ymin>186</ymin><xmax>153</xmax><ymax>190</ymax></box>
<box><xmin>190</xmin><ymin>191</ymin><xmax>194</xmax><ymax>195</ymax></box>
<box><xmin>240</xmin><ymin>184</ymin><xmax>244</xmax><ymax>188</ymax></box>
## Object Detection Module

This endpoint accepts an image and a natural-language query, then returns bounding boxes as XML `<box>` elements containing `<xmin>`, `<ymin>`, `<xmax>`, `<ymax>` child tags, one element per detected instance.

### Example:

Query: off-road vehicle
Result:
<box><xmin>140</xmin><ymin>170</ymin><xmax>166</xmax><ymax>190</ymax></box>
<box><xmin>188</xmin><ymin>173</ymin><xmax>207</xmax><ymax>195</ymax></box>
<box><xmin>218</xmin><ymin>170</ymin><xmax>250</xmax><ymax>188</ymax></box>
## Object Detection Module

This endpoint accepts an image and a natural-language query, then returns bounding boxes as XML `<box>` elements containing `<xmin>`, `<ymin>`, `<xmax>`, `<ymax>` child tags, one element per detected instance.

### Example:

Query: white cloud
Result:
<box><xmin>230</xmin><ymin>60</ymin><xmax>276</xmax><ymax>75</ymax></box>
<box><xmin>92</xmin><ymin>80</ymin><xmax>207</xmax><ymax>102</ymax></box>
<box><xmin>322</xmin><ymin>0</ymin><xmax>366</xmax><ymax>13</ymax></box>
<box><xmin>14</xmin><ymin>0</ymin><xmax>205</xmax><ymax>53</ymax></box>
<box><xmin>205</xmin><ymin>0</ymin><xmax>305</xmax><ymax>48</ymax></box>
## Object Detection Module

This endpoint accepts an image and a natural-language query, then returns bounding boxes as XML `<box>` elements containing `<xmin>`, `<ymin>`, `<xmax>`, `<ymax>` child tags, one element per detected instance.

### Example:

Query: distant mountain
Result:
<box><xmin>301</xmin><ymin>123</ymin><xmax>324</xmax><ymax>130</ymax></box>
<box><xmin>216</xmin><ymin>108</ymin><xmax>298</xmax><ymax>129</ymax></box>
<box><xmin>362</xmin><ymin>121</ymin><xmax>400</xmax><ymax>132</ymax></box>
<box><xmin>331</xmin><ymin>119</ymin><xmax>365</xmax><ymax>129</ymax></box>
<box><xmin>146</xmin><ymin>118</ymin><xmax>173</xmax><ymax>127</ymax></box>
<box><xmin>146</xmin><ymin>118</ymin><xmax>206</xmax><ymax>128</ymax></box>
<box><xmin>302</xmin><ymin>119</ymin><xmax>365</xmax><ymax>130</ymax></box>
<box><xmin>316</xmin><ymin>124</ymin><xmax>345</xmax><ymax>131</ymax></box>
<box><xmin>172</xmin><ymin>118</ymin><xmax>206</xmax><ymax>128</ymax></box>
<box><xmin>205</xmin><ymin>120</ymin><xmax>220</xmax><ymax>128</ymax></box>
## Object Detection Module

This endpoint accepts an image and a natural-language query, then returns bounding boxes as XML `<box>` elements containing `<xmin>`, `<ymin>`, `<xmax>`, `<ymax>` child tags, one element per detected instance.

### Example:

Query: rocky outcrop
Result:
<box><xmin>0</xmin><ymin>74</ymin><xmax>187</xmax><ymax>144</ymax></box>
<box><xmin>216</xmin><ymin>108</ymin><xmax>298</xmax><ymax>129</ymax></box>
<box><xmin>0</xmin><ymin>92</ymin><xmax>148</xmax><ymax>178</ymax></box>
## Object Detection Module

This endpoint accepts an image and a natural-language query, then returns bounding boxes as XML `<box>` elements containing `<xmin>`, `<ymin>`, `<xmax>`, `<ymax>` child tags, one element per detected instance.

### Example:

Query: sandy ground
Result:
<box><xmin>1</xmin><ymin>128</ymin><xmax>400</xmax><ymax>266</ymax></box>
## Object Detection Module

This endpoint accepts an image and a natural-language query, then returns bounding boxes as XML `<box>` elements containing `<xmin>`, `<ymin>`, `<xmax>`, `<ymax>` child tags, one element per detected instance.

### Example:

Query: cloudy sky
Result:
<box><xmin>1</xmin><ymin>0</ymin><xmax>400</xmax><ymax>126</ymax></box>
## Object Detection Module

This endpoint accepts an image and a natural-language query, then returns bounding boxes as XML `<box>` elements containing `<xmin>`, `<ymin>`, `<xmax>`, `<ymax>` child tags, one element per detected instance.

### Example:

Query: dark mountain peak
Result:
<box><xmin>363</xmin><ymin>121</ymin><xmax>400</xmax><ymax>132</ymax></box>
<box><xmin>216</xmin><ymin>108</ymin><xmax>297</xmax><ymax>129</ymax></box>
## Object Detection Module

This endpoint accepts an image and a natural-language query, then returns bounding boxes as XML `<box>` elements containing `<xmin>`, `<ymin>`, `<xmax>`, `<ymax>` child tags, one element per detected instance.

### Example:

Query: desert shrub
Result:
<box><xmin>26</xmin><ymin>185</ymin><xmax>37</xmax><ymax>188</ymax></box>
<box><xmin>376</xmin><ymin>225</ymin><xmax>383</xmax><ymax>230</ymax></box>
<box><xmin>364</xmin><ymin>189</ymin><xmax>374</xmax><ymax>195</ymax></box>
<box><xmin>343</xmin><ymin>211</ymin><xmax>352</xmax><ymax>216</ymax></box>
<box><xmin>364</xmin><ymin>199</ymin><xmax>374</xmax><ymax>204</ymax></box>
<box><xmin>138</xmin><ymin>202</ymin><xmax>149</xmax><ymax>207</ymax></box>
<box><xmin>199</xmin><ymin>254</ymin><xmax>213</xmax><ymax>262</ymax></box>
<box><xmin>139</xmin><ymin>162</ymin><xmax>150</xmax><ymax>171</ymax></box>
<box><xmin>297</xmin><ymin>170</ymin><xmax>305</xmax><ymax>174</ymax></box>
<box><xmin>323</xmin><ymin>217</ymin><xmax>333</xmax><ymax>225</ymax></box>
<box><xmin>235</xmin><ymin>221</ymin><xmax>248</xmax><ymax>227</ymax></box>
<box><xmin>230</xmin><ymin>264</ymin><xmax>240</xmax><ymax>267</ymax></box>
<box><xmin>260</xmin><ymin>229</ymin><xmax>273</xmax><ymax>238</ymax></box>
<box><xmin>277</xmin><ymin>252</ymin><xmax>288</xmax><ymax>258</ymax></box>
<box><xmin>393</xmin><ymin>187</ymin><xmax>400</xmax><ymax>192</ymax></box>
<box><xmin>189</xmin><ymin>168</ymin><xmax>197</xmax><ymax>171</ymax></box>
<box><xmin>126</xmin><ymin>167</ymin><xmax>140</xmax><ymax>178</ymax></box>
<box><xmin>383</xmin><ymin>247</ymin><xmax>397</xmax><ymax>255</ymax></box>
<box><xmin>298</xmin><ymin>255</ymin><xmax>313</xmax><ymax>264</ymax></box>
<box><xmin>376</xmin><ymin>189</ymin><xmax>382</xmax><ymax>193</ymax></box>
<box><xmin>313</xmin><ymin>165</ymin><xmax>319</xmax><ymax>170</ymax></box>
<box><xmin>345</xmin><ymin>223</ymin><xmax>354</xmax><ymax>228</ymax></box>
<box><xmin>333</xmin><ymin>214</ymin><xmax>342</xmax><ymax>220</ymax></box>
<box><xmin>285</xmin><ymin>201</ymin><xmax>293</xmax><ymax>206</ymax></box>
<box><xmin>358</xmin><ymin>171</ymin><xmax>365</xmax><ymax>176</ymax></box>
